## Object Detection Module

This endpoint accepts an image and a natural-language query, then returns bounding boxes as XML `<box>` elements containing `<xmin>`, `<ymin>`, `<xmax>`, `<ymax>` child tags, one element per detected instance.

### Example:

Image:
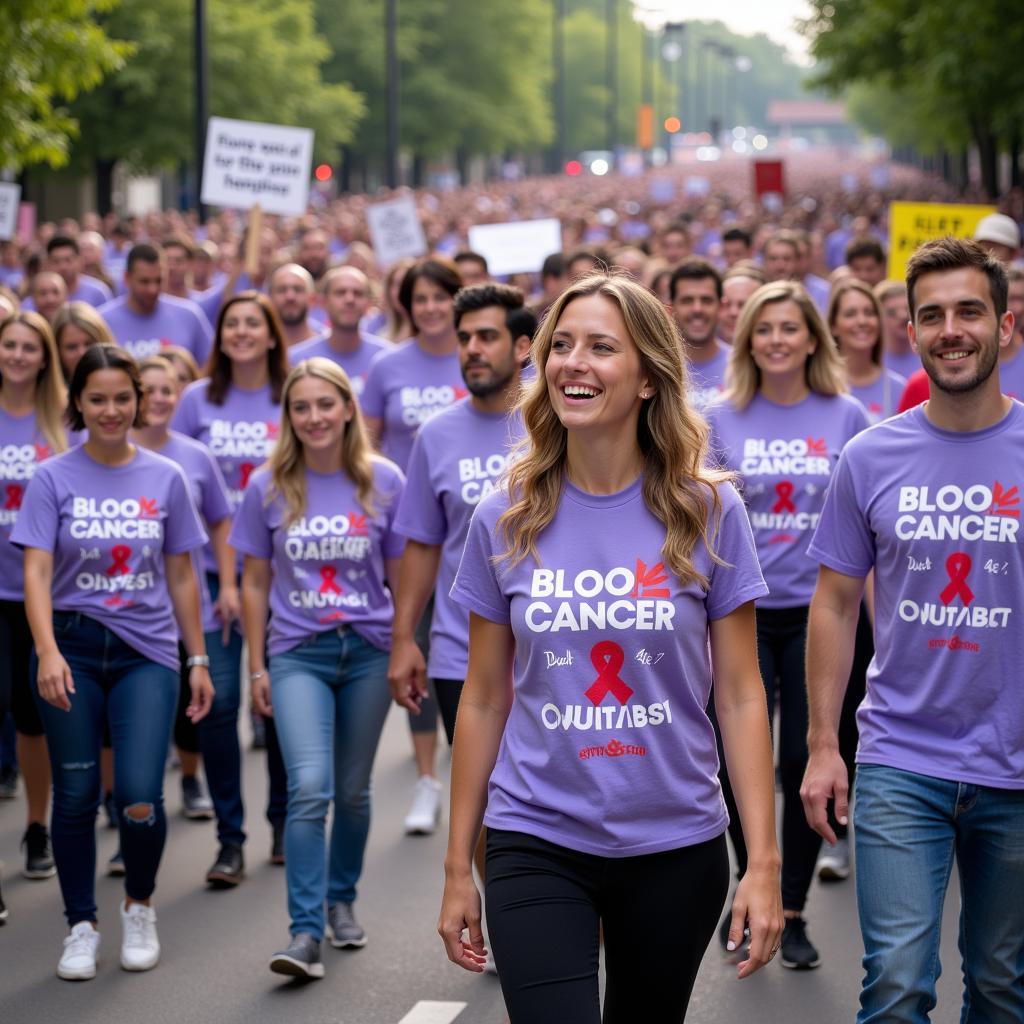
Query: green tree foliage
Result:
<box><xmin>802</xmin><ymin>0</ymin><xmax>1024</xmax><ymax>196</ymax></box>
<box><xmin>69</xmin><ymin>0</ymin><xmax>363</xmax><ymax>170</ymax></box>
<box><xmin>315</xmin><ymin>0</ymin><xmax>553</xmax><ymax>165</ymax></box>
<box><xmin>0</xmin><ymin>0</ymin><xmax>131</xmax><ymax>170</ymax></box>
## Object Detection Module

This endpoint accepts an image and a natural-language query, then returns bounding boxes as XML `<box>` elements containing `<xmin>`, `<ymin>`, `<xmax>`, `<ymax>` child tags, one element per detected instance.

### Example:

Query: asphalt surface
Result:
<box><xmin>0</xmin><ymin>705</ymin><xmax>965</xmax><ymax>1024</ymax></box>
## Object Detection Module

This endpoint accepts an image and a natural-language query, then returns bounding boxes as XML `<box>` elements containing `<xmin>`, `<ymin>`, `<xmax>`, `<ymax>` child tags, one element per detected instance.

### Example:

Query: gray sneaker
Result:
<box><xmin>326</xmin><ymin>902</ymin><xmax>367</xmax><ymax>949</ymax></box>
<box><xmin>269</xmin><ymin>933</ymin><xmax>325</xmax><ymax>979</ymax></box>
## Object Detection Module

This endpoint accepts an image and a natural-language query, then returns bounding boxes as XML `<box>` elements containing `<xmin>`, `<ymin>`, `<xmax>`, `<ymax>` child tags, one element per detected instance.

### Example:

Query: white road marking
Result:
<box><xmin>397</xmin><ymin>1001</ymin><xmax>467</xmax><ymax>1024</ymax></box>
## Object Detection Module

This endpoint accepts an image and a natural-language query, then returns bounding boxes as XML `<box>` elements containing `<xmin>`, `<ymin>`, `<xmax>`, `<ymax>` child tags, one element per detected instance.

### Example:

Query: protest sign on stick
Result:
<box><xmin>467</xmin><ymin>219</ymin><xmax>563</xmax><ymax>277</ymax></box>
<box><xmin>366</xmin><ymin>196</ymin><xmax>428</xmax><ymax>268</ymax></box>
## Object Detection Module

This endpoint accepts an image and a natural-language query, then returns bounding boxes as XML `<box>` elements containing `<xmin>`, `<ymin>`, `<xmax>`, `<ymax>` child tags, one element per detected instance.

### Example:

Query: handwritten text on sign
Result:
<box><xmin>201</xmin><ymin>117</ymin><xmax>313</xmax><ymax>217</ymax></box>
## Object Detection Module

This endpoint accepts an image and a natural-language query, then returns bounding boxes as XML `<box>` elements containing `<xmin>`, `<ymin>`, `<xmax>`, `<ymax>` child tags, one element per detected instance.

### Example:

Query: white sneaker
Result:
<box><xmin>817</xmin><ymin>836</ymin><xmax>851</xmax><ymax>881</ymax></box>
<box><xmin>403</xmin><ymin>776</ymin><xmax>443</xmax><ymax>835</ymax></box>
<box><xmin>58</xmin><ymin>922</ymin><xmax>100</xmax><ymax>980</ymax></box>
<box><xmin>120</xmin><ymin>900</ymin><xmax>160</xmax><ymax>971</ymax></box>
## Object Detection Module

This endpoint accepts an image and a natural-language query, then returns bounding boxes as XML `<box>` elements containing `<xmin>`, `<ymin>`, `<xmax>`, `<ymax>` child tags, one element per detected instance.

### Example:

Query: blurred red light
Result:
<box><xmin>314</xmin><ymin>164</ymin><xmax>333</xmax><ymax>182</ymax></box>
<box><xmin>565</xmin><ymin>160</ymin><xmax>583</xmax><ymax>177</ymax></box>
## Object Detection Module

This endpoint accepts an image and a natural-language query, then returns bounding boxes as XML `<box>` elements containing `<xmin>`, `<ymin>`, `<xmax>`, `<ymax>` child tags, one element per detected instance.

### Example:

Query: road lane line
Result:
<box><xmin>397</xmin><ymin>1001</ymin><xmax>467</xmax><ymax>1024</ymax></box>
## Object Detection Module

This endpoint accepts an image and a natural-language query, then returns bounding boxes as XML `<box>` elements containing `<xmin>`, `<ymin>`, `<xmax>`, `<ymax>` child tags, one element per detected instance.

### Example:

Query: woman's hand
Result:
<box><xmin>387</xmin><ymin>636</ymin><xmax>429</xmax><ymax>713</ymax></box>
<box><xmin>728</xmin><ymin>860</ymin><xmax>784</xmax><ymax>979</ymax></box>
<box><xmin>37</xmin><ymin>650</ymin><xmax>75</xmax><ymax>712</ymax></box>
<box><xmin>186</xmin><ymin>666</ymin><xmax>215</xmax><ymax>723</ymax></box>
<box><xmin>214</xmin><ymin>583</ymin><xmax>241</xmax><ymax>645</ymax></box>
<box><xmin>251</xmin><ymin>668</ymin><xmax>272</xmax><ymax>717</ymax></box>
<box><xmin>438</xmin><ymin>869</ymin><xmax>488</xmax><ymax>973</ymax></box>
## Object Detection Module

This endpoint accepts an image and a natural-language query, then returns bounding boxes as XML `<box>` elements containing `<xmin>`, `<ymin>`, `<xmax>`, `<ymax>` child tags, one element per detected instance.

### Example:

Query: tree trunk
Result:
<box><xmin>970</xmin><ymin>117</ymin><xmax>999</xmax><ymax>199</ymax></box>
<box><xmin>455</xmin><ymin>147</ymin><xmax>470</xmax><ymax>187</ymax></box>
<box><xmin>411</xmin><ymin>153</ymin><xmax>426</xmax><ymax>188</ymax></box>
<box><xmin>95</xmin><ymin>158</ymin><xmax>116</xmax><ymax>216</ymax></box>
<box><xmin>1011</xmin><ymin>131</ymin><xmax>1021</xmax><ymax>189</ymax></box>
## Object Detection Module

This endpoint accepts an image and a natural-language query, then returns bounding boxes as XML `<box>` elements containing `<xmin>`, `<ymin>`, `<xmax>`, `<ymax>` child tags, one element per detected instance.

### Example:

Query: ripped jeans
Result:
<box><xmin>32</xmin><ymin>612</ymin><xmax>178</xmax><ymax>926</ymax></box>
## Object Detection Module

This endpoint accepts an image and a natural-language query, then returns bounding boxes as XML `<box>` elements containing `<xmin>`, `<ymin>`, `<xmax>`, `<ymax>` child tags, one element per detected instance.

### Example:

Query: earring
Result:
<box><xmin>640</xmin><ymin>389</ymin><xmax>652</xmax><ymax>399</ymax></box>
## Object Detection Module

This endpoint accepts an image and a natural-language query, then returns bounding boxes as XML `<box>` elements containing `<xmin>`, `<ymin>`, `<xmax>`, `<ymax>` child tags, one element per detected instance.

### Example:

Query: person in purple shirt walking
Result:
<box><xmin>670</xmin><ymin>258</ymin><xmax>730</xmax><ymax>411</ymax></box>
<box><xmin>803</xmin><ymin>237</ymin><xmax>1024</xmax><ymax>1024</ymax></box>
<box><xmin>173</xmin><ymin>290</ymin><xmax>291</xmax><ymax>865</ymax></box>
<box><xmin>440</xmin><ymin>274</ymin><xmax>782</xmax><ymax>1021</ymax></box>
<box><xmin>13</xmin><ymin>344</ymin><xmax>213</xmax><ymax>981</ymax></box>
<box><xmin>362</xmin><ymin>257</ymin><xmax>466</xmax><ymax>832</ymax></box>
<box><xmin>708</xmin><ymin>280</ymin><xmax>869</xmax><ymax>970</ymax></box>
<box><xmin>133</xmin><ymin>357</ymin><xmax>246</xmax><ymax>888</ymax></box>
<box><xmin>99</xmin><ymin>244</ymin><xmax>213</xmax><ymax>365</ymax></box>
<box><xmin>829</xmin><ymin>278</ymin><xmax>907</xmax><ymax>424</ymax></box>
<box><xmin>875</xmin><ymin>279</ymin><xmax>919</xmax><ymax>381</ymax></box>
<box><xmin>291</xmin><ymin>267</ymin><xmax>387</xmax><ymax>398</ymax></box>
<box><xmin>0</xmin><ymin>312</ymin><xmax>69</xmax><ymax>894</ymax></box>
<box><xmin>388</xmin><ymin>284</ymin><xmax>532</xmax><ymax>892</ymax></box>
<box><xmin>51</xmin><ymin>303</ymin><xmax>114</xmax><ymax>383</ymax></box>
<box><xmin>230</xmin><ymin>358</ymin><xmax>405</xmax><ymax>979</ymax></box>
<box><xmin>43</xmin><ymin>236</ymin><xmax>112</xmax><ymax>308</ymax></box>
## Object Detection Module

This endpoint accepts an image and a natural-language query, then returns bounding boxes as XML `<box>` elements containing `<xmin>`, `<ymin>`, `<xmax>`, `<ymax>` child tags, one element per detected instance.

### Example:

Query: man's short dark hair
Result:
<box><xmin>162</xmin><ymin>235</ymin><xmax>195</xmax><ymax>259</ymax></box>
<box><xmin>453</xmin><ymin>250</ymin><xmax>489</xmax><ymax>273</ymax></box>
<box><xmin>47</xmin><ymin>235</ymin><xmax>79</xmax><ymax>256</ymax></box>
<box><xmin>126</xmin><ymin>243</ymin><xmax>163</xmax><ymax>274</ymax></box>
<box><xmin>541</xmin><ymin>252</ymin><xmax>565</xmax><ymax>280</ymax></box>
<box><xmin>453</xmin><ymin>283</ymin><xmax>537</xmax><ymax>340</ymax></box>
<box><xmin>905</xmin><ymin>236</ymin><xmax>1008</xmax><ymax>320</ymax></box>
<box><xmin>722</xmin><ymin>226</ymin><xmax>752</xmax><ymax>249</ymax></box>
<box><xmin>669</xmin><ymin>258</ymin><xmax>723</xmax><ymax>302</ymax></box>
<box><xmin>845</xmin><ymin>236</ymin><xmax>886</xmax><ymax>267</ymax></box>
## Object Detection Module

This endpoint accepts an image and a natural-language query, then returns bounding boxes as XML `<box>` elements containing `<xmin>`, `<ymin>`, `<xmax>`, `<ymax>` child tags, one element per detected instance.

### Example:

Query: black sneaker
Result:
<box><xmin>206</xmin><ymin>844</ymin><xmax>245</xmax><ymax>888</ymax></box>
<box><xmin>22</xmin><ymin>822</ymin><xmax>56</xmax><ymax>879</ymax></box>
<box><xmin>326</xmin><ymin>902</ymin><xmax>367</xmax><ymax>948</ymax></box>
<box><xmin>103</xmin><ymin>789</ymin><xmax>118</xmax><ymax>829</ymax></box>
<box><xmin>0</xmin><ymin>765</ymin><xmax>18</xmax><ymax>800</ymax></box>
<box><xmin>780</xmin><ymin>916</ymin><xmax>821</xmax><ymax>970</ymax></box>
<box><xmin>270</xmin><ymin>822</ymin><xmax>285</xmax><ymax>865</ymax></box>
<box><xmin>270</xmin><ymin>933</ymin><xmax>324</xmax><ymax>979</ymax></box>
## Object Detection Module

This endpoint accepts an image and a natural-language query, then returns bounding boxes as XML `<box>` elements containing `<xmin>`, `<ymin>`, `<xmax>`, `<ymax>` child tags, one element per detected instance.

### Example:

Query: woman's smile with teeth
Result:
<box><xmin>563</xmin><ymin>384</ymin><xmax>600</xmax><ymax>397</ymax></box>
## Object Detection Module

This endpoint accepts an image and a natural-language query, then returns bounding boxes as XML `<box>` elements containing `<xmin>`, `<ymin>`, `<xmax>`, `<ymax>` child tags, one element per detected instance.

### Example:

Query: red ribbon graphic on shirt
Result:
<box><xmin>773</xmin><ymin>481</ymin><xmax>796</xmax><ymax>514</ymax></box>
<box><xmin>239</xmin><ymin>463</ymin><xmax>255</xmax><ymax>489</ymax></box>
<box><xmin>939</xmin><ymin>553</ymin><xmax>974</xmax><ymax>606</ymax></box>
<box><xmin>318</xmin><ymin>566</ymin><xmax>342</xmax><ymax>595</ymax></box>
<box><xmin>4</xmin><ymin>485</ymin><xmax>22</xmax><ymax>511</ymax></box>
<box><xmin>583</xmin><ymin>641</ymin><xmax>634</xmax><ymax>707</ymax></box>
<box><xmin>106</xmin><ymin>545</ymin><xmax>132</xmax><ymax>576</ymax></box>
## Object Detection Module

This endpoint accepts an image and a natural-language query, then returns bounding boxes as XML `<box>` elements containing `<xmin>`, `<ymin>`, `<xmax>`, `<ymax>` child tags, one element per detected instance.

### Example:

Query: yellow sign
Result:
<box><xmin>888</xmin><ymin>201</ymin><xmax>995</xmax><ymax>280</ymax></box>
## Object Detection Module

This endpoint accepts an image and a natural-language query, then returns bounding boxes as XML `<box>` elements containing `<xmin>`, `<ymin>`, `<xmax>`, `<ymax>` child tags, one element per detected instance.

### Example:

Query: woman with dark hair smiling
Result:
<box><xmin>14</xmin><ymin>344</ymin><xmax>212</xmax><ymax>980</ymax></box>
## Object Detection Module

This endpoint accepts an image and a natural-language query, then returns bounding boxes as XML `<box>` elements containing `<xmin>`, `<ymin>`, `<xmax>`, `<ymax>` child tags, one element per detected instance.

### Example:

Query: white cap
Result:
<box><xmin>973</xmin><ymin>213</ymin><xmax>1020</xmax><ymax>250</ymax></box>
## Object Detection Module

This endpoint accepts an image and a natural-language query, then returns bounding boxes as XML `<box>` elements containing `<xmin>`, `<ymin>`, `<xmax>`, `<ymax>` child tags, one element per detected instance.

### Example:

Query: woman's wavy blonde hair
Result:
<box><xmin>267</xmin><ymin>357</ymin><xmax>377</xmax><ymax>526</ymax></box>
<box><xmin>724</xmin><ymin>281</ymin><xmax>847</xmax><ymax>410</ymax></box>
<box><xmin>0</xmin><ymin>311</ymin><xmax>69</xmax><ymax>454</ymax></box>
<box><xmin>498</xmin><ymin>272</ymin><xmax>732</xmax><ymax>589</ymax></box>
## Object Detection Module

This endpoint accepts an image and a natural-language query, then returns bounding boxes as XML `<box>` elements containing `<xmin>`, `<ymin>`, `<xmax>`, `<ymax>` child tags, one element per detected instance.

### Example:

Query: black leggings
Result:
<box><xmin>434</xmin><ymin>678</ymin><xmax>464</xmax><ymax>746</ymax></box>
<box><xmin>0</xmin><ymin>599</ymin><xmax>44</xmax><ymax>736</ymax></box>
<box><xmin>485</xmin><ymin>829</ymin><xmax>729</xmax><ymax>1024</ymax></box>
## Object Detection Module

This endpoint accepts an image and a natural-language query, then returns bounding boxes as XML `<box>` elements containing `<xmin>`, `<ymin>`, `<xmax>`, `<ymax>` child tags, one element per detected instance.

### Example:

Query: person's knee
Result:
<box><xmin>334</xmin><ymin>778</ymin><xmax>371</xmax><ymax>812</ymax></box>
<box><xmin>122</xmin><ymin>802</ymin><xmax>157</xmax><ymax>826</ymax></box>
<box><xmin>286</xmin><ymin>767</ymin><xmax>330</xmax><ymax>815</ymax></box>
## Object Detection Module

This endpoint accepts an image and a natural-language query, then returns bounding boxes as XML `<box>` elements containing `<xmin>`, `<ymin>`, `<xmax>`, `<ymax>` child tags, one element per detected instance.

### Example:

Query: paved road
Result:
<box><xmin>0</xmin><ymin>706</ymin><xmax>964</xmax><ymax>1024</ymax></box>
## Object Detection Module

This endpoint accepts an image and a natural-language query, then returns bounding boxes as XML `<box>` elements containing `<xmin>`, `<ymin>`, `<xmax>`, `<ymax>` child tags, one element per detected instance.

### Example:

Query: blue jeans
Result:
<box><xmin>33</xmin><ymin>613</ymin><xmax>178</xmax><ymax>926</ymax></box>
<box><xmin>270</xmin><ymin>627</ymin><xmax>391</xmax><ymax>940</ymax></box>
<box><xmin>854</xmin><ymin>764</ymin><xmax>1024</xmax><ymax>1024</ymax></box>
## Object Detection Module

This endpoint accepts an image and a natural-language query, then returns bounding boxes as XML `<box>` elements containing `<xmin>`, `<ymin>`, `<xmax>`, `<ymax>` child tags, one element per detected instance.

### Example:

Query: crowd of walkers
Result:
<box><xmin>0</xmin><ymin>170</ymin><xmax>1022</xmax><ymax>1023</ymax></box>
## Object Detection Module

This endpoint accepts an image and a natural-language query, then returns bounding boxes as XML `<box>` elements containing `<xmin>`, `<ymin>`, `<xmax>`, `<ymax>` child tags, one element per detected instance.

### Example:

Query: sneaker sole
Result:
<box><xmin>23</xmin><ymin>865</ymin><xmax>57</xmax><ymax>880</ymax></box>
<box><xmin>269</xmin><ymin>954</ymin><xmax>324</xmax><ymax>979</ymax></box>
<box><xmin>182</xmin><ymin>808</ymin><xmax>215</xmax><ymax>821</ymax></box>
<box><xmin>206</xmin><ymin>870</ymin><xmax>245</xmax><ymax>888</ymax></box>
<box><xmin>817</xmin><ymin>864</ymin><xmax>850</xmax><ymax>882</ymax></box>
<box><xmin>58</xmin><ymin>963</ymin><xmax>97</xmax><ymax>981</ymax></box>
<box><xmin>107</xmin><ymin>864</ymin><xmax>126</xmax><ymax>878</ymax></box>
<box><xmin>120</xmin><ymin>955</ymin><xmax>159</xmax><ymax>972</ymax></box>
<box><xmin>326</xmin><ymin>930</ymin><xmax>367</xmax><ymax>949</ymax></box>
<box><xmin>781</xmin><ymin>956</ymin><xmax>821</xmax><ymax>970</ymax></box>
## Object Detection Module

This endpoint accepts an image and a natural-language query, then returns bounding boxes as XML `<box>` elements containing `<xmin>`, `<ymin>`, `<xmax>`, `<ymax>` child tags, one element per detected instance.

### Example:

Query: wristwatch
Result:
<box><xmin>186</xmin><ymin>655</ymin><xmax>211</xmax><ymax>669</ymax></box>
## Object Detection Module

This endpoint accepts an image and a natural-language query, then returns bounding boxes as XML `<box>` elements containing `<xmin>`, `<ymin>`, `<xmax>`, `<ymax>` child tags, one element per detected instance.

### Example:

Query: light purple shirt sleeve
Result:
<box><xmin>228</xmin><ymin>476</ymin><xmax>273</xmax><ymax>559</ymax></box>
<box><xmin>451</xmin><ymin>502</ymin><xmax>512</xmax><ymax>625</ymax></box>
<box><xmin>807</xmin><ymin>447</ymin><xmax>875</xmax><ymax>578</ymax></box>
<box><xmin>393</xmin><ymin>431</ymin><xmax>447</xmax><ymax>545</ymax></box>
<box><xmin>163</xmin><ymin>466</ymin><xmax>208</xmax><ymax>554</ymax></box>
<box><xmin>10</xmin><ymin>465</ymin><xmax>59</xmax><ymax>552</ymax></box>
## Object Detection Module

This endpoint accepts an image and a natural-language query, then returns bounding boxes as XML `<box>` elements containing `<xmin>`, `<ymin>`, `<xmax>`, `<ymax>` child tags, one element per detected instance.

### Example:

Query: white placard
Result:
<box><xmin>468</xmin><ymin>218</ymin><xmax>563</xmax><ymax>277</ymax></box>
<box><xmin>366</xmin><ymin>196</ymin><xmax>428</xmax><ymax>267</ymax></box>
<box><xmin>201</xmin><ymin>117</ymin><xmax>313</xmax><ymax>217</ymax></box>
<box><xmin>0</xmin><ymin>182</ymin><xmax>21</xmax><ymax>241</ymax></box>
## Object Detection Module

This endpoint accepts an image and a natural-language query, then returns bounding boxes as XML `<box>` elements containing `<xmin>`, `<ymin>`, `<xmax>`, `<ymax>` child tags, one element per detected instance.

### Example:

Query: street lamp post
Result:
<box><xmin>194</xmin><ymin>0</ymin><xmax>209</xmax><ymax>223</ymax></box>
<box><xmin>606</xmin><ymin>0</ymin><xmax>618</xmax><ymax>155</ymax></box>
<box><xmin>385</xmin><ymin>0</ymin><xmax>399</xmax><ymax>189</ymax></box>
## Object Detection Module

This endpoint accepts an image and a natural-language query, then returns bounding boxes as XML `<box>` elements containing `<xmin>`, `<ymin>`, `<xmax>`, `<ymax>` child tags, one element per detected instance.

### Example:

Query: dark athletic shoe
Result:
<box><xmin>326</xmin><ymin>902</ymin><xmax>367</xmax><ymax>949</ymax></box>
<box><xmin>181</xmin><ymin>775</ymin><xmax>214</xmax><ymax>820</ymax></box>
<box><xmin>270</xmin><ymin>933</ymin><xmax>324</xmax><ymax>979</ymax></box>
<box><xmin>780</xmin><ymin>916</ymin><xmax>821</xmax><ymax>970</ymax></box>
<box><xmin>270</xmin><ymin>822</ymin><xmax>285</xmax><ymax>865</ymax></box>
<box><xmin>22</xmin><ymin>822</ymin><xmax>56</xmax><ymax>879</ymax></box>
<box><xmin>205</xmin><ymin>844</ymin><xmax>245</xmax><ymax>888</ymax></box>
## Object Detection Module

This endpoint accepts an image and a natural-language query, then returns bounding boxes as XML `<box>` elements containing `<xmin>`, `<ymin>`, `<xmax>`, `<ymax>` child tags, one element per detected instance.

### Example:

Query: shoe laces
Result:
<box><xmin>64</xmin><ymin>924</ymin><xmax>97</xmax><ymax>956</ymax></box>
<box><xmin>123</xmin><ymin>907</ymin><xmax>154</xmax><ymax>947</ymax></box>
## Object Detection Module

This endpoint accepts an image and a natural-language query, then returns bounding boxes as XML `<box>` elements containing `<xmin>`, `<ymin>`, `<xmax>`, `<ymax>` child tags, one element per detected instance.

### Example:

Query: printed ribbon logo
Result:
<box><xmin>4</xmin><ymin>484</ymin><xmax>22</xmax><ymax>511</ymax></box>
<box><xmin>990</xmin><ymin>482</ymin><xmax>1020</xmax><ymax>517</ymax></box>
<box><xmin>939</xmin><ymin>552</ymin><xmax>974</xmax><ymax>606</ymax></box>
<box><xmin>583</xmin><ymin>641</ymin><xmax>635</xmax><ymax>706</ymax></box>
<box><xmin>630</xmin><ymin>559</ymin><xmax>670</xmax><ymax>599</ymax></box>
<box><xmin>806</xmin><ymin>437</ymin><xmax>827</xmax><ymax>455</ymax></box>
<box><xmin>772</xmin><ymin>481</ymin><xmax>796</xmax><ymax>514</ymax></box>
<box><xmin>106</xmin><ymin>545</ymin><xmax>132</xmax><ymax>576</ymax></box>
<box><xmin>318</xmin><ymin>566</ymin><xmax>342</xmax><ymax>595</ymax></box>
<box><xmin>239</xmin><ymin>463</ymin><xmax>255</xmax><ymax>489</ymax></box>
<box><xmin>33</xmin><ymin>444</ymin><xmax>50</xmax><ymax>461</ymax></box>
<box><xmin>139</xmin><ymin>497</ymin><xmax>158</xmax><ymax>518</ymax></box>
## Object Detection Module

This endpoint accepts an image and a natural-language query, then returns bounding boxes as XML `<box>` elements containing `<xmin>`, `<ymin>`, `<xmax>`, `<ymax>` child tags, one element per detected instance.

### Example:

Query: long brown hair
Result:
<box><xmin>498</xmin><ymin>273</ymin><xmax>732</xmax><ymax>589</ymax></box>
<box><xmin>828</xmin><ymin>278</ymin><xmax>884</xmax><ymax>366</ymax></box>
<box><xmin>0</xmin><ymin>311</ymin><xmax>69</xmax><ymax>453</ymax></box>
<box><xmin>203</xmin><ymin>291</ymin><xmax>289</xmax><ymax>406</ymax></box>
<box><xmin>267</xmin><ymin>358</ymin><xmax>379</xmax><ymax>526</ymax></box>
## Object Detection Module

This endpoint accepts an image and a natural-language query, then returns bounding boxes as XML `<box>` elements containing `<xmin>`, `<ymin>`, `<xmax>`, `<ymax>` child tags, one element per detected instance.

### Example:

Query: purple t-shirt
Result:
<box><xmin>149</xmin><ymin>433</ymin><xmax>233</xmax><ymax>634</ymax></box>
<box><xmin>98</xmin><ymin>295</ymin><xmax>213</xmax><ymax>365</ymax></box>
<box><xmin>687</xmin><ymin>343</ymin><xmax>730</xmax><ymax>412</ymax></box>
<box><xmin>808</xmin><ymin>402</ymin><xmax>1024</xmax><ymax>789</ymax></box>
<box><xmin>361</xmin><ymin>342</ymin><xmax>467</xmax><ymax>470</ymax></box>
<box><xmin>0</xmin><ymin>410</ymin><xmax>59</xmax><ymax>600</ymax></box>
<box><xmin>229</xmin><ymin>461</ymin><xmax>406</xmax><ymax>656</ymax></box>
<box><xmin>998</xmin><ymin>348</ymin><xmax>1024</xmax><ymax>400</ymax></box>
<box><xmin>451</xmin><ymin>477</ymin><xmax>768</xmax><ymax>857</ymax></box>
<box><xmin>290</xmin><ymin>332</ymin><xmax>388</xmax><ymax>398</ymax></box>
<box><xmin>11</xmin><ymin>445</ymin><xmax>207</xmax><ymax>670</ymax></box>
<box><xmin>884</xmin><ymin>349</ymin><xmax>921</xmax><ymax>382</ymax></box>
<box><xmin>394</xmin><ymin>399</ymin><xmax>525</xmax><ymax>679</ymax></box>
<box><xmin>172</xmin><ymin>379</ymin><xmax>280</xmax><ymax>572</ymax></box>
<box><xmin>709</xmin><ymin>392</ymin><xmax>870</xmax><ymax>607</ymax></box>
<box><xmin>851</xmin><ymin>369</ymin><xmax>907</xmax><ymax>424</ymax></box>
